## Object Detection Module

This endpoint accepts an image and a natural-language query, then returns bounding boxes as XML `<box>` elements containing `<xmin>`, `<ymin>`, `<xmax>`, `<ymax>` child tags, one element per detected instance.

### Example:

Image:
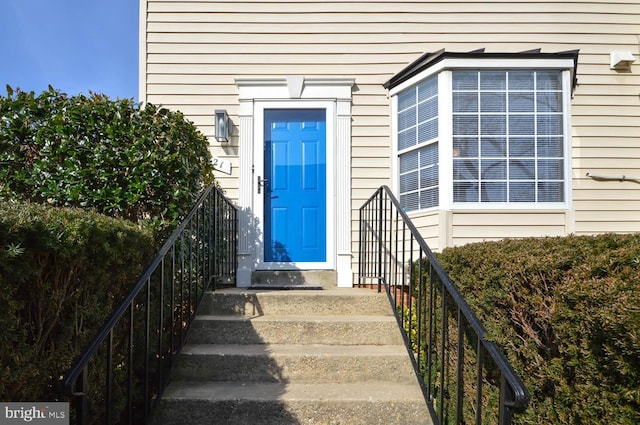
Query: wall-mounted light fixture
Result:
<box><xmin>610</xmin><ymin>50</ymin><xmax>636</xmax><ymax>70</ymax></box>
<box><xmin>215</xmin><ymin>109</ymin><xmax>232</xmax><ymax>142</ymax></box>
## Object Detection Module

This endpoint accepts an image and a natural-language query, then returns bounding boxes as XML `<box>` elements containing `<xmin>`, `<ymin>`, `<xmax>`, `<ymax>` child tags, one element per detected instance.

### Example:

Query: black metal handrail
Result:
<box><xmin>358</xmin><ymin>186</ymin><xmax>529</xmax><ymax>425</ymax></box>
<box><xmin>59</xmin><ymin>184</ymin><xmax>237</xmax><ymax>425</ymax></box>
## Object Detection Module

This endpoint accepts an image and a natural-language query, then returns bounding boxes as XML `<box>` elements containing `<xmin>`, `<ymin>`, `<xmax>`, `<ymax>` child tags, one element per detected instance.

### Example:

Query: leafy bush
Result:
<box><xmin>0</xmin><ymin>86</ymin><xmax>214</xmax><ymax>232</ymax></box>
<box><xmin>437</xmin><ymin>234</ymin><xmax>640</xmax><ymax>424</ymax></box>
<box><xmin>0</xmin><ymin>201</ymin><xmax>156</xmax><ymax>402</ymax></box>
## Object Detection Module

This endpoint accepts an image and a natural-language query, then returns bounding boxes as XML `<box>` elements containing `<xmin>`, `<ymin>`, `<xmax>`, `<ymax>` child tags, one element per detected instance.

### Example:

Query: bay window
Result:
<box><xmin>387</xmin><ymin>50</ymin><xmax>577</xmax><ymax>213</ymax></box>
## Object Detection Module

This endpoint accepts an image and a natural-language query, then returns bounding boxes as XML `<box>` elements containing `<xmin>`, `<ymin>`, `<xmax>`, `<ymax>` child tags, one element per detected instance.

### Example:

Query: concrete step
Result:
<box><xmin>198</xmin><ymin>288</ymin><xmax>392</xmax><ymax>316</ymax></box>
<box><xmin>172</xmin><ymin>344</ymin><xmax>417</xmax><ymax>383</ymax></box>
<box><xmin>187</xmin><ymin>314</ymin><xmax>404</xmax><ymax>345</ymax></box>
<box><xmin>251</xmin><ymin>270</ymin><xmax>338</xmax><ymax>289</ymax></box>
<box><xmin>153</xmin><ymin>381</ymin><xmax>431</xmax><ymax>425</ymax></box>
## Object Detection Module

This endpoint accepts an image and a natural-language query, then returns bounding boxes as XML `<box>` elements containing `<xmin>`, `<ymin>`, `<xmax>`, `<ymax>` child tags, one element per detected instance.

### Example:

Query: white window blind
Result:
<box><xmin>452</xmin><ymin>70</ymin><xmax>564</xmax><ymax>203</ymax></box>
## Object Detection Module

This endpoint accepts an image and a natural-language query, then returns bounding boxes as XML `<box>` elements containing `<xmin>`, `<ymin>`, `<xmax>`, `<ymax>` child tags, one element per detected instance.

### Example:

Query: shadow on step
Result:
<box><xmin>152</xmin><ymin>291</ymin><xmax>303</xmax><ymax>425</ymax></box>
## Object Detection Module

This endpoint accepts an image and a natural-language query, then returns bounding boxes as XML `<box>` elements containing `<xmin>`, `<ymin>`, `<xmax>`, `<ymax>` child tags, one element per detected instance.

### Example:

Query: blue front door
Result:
<box><xmin>264</xmin><ymin>109</ymin><xmax>327</xmax><ymax>263</ymax></box>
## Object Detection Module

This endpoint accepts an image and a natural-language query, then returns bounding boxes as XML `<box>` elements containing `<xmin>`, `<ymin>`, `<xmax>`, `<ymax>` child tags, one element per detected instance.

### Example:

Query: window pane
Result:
<box><xmin>509</xmin><ymin>182</ymin><xmax>535</xmax><ymax>202</ymax></box>
<box><xmin>398</xmin><ymin>106</ymin><xmax>416</xmax><ymax>131</ymax></box>
<box><xmin>418</xmin><ymin>97</ymin><xmax>438</xmax><ymax>122</ymax></box>
<box><xmin>421</xmin><ymin>187</ymin><xmax>438</xmax><ymax>208</ymax></box>
<box><xmin>538</xmin><ymin>159</ymin><xmax>563</xmax><ymax>179</ymax></box>
<box><xmin>400</xmin><ymin>171</ymin><xmax>418</xmax><ymax>193</ymax></box>
<box><xmin>481</xmin><ymin>92</ymin><xmax>506</xmax><ymax>112</ymax></box>
<box><xmin>481</xmin><ymin>137</ymin><xmax>506</xmax><ymax>157</ymax></box>
<box><xmin>422</xmin><ymin>143</ymin><xmax>439</xmax><ymax>165</ymax></box>
<box><xmin>509</xmin><ymin>92</ymin><xmax>534</xmax><ymax>112</ymax></box>
<box><xmin>418</xmin><ymin>77</ymin><xmax>438</xmax><ymax>102</ymax></box>
<box><xmin>537</xmin><ymin>92</ymin><xmax>562</xmax><ymax>112</ymax></box>
<box><xmin>509</xmin><ymin>159</ymin><xmax>535</xmax><ymax>179</ymax></box>
<box><xmin>400</xmin><ymin>192</ymin><xmax>419</xmax><ymax>211</ymax></box>
<box><xmin>481</xmin><ymin>159</ymin><xmax>506</xmax><ymax>179</ymax></box>
<box><xmin>398</xmin><ymin>89</ymin><xmax>416</xmax><ymax>111</ymax></box>
<box><xmin>537</xmin><ymin>71</ymin><xmax>562</xmax><ymax>90</ymax></box>
<box><xmin>453</xmin><ymin>71</ymin><xmax>477</xmax><ymax>90</ymax></box>
<box><xmin>453</xmin><ymin>137</ymin><xmax>478</xmax><ymax>157</ymax></box>
<box><xmin>509</xmin><ymin>115</ymin><xmax>535</xmax><ymax>135</ymax></box>
<box><xmin>538</xmin><ymin>137</ymin><xmax>563</xmax><ymax>157</ymax></box>
<box><xmin>454</xmin><ymin>182</ymin><xmax>478</xmax><ymax>202</ymax></box>
<box><xmin>453</xmin><ymin>158</ymin><xmax>478</xmax><ymax>180</ymax></box>
<box><xmin>481</xmin><ymin>182</ymin><xmax>507</xmax><ymax>202</ymax></box>
<box><xmin>537</xmin><ymin>114</ymin><xmax>563</xmax><ymax>135</ymax></box>
<box><xmin>538</xmin><ymin>182</ymin><xmax>564</xmax><ymax>202</ymax></box>
<box><xmin>418</xmin><ymin>120</ymin><xmax>438</xmax><ymax>143</ymax></box>
<box><xmin>398</xmin><ymin>127</ymin><xmax>416</xmax><ymax>150</ymax></box>
<box><xmin>509</xmin><ymin>71</ymin><xmax>534</xmax><ymax>90</ymax></box>
<box><xmin>481</xmin><ymin>115</ymin><xmax>506</xmax><ymax>135</ymax></box>
<box><xmin>480</xmin><ymin>71</ymin><xmax>506</xmax><ymax>90</ymax></box>
<box><xmin>509</xmin><ymin>137</ymin><xmax>535</xmax><ymax>157</ymax></box>
<box><xmin>453</xmin><ymin>115</ymin><xmax>478</xmax><ymax>135</ymax></box>
<box><xmin>421</xmin><ymin>166</ymin><xmax>438</xmax><ymax>188</ymax></box>
<box><xmin>399</xmin><ymin>149</ymin><xmax>418</xmax><ymax>173</ymax></box>
<box><xmin>453</xmin><ymin>92</ymin><xmax>478</xmax><ymax>112</ymax></box>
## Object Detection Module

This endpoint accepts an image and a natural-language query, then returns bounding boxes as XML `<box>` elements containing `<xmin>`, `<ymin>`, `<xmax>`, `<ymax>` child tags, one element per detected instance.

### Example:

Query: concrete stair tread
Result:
<box><xmin>200</xmin><ymin>288</ymin><xmax>393</xmax><ymax>316</ymax></box>
<box><xmin>173</xmin><ymin>342</ymin><xmax>418</xmax><ymax>384</ymax></box>
<box><xmin>214</xmin><ymin>288</ymin><xmax>386</xmax><ymax>296</ymax></box>
<box><xmin>250</xmin><ymin>284</ymin><xmax>323</xmax><ymax>290</ymax></box>
<box><xmin>162</xmin><ymin>381</ymin><xmax>426</xmax><ymax>402</ymax></box>
<box><xmin>195</xmin><ymin>314</ymin><xmax>396</xmax><ymax>322</ymax></box>
<box><xmin>181</xmin><ymin>343</ymin><xmax>408</xmax><ymax>356</ymax></box>
<box><xmin>189</xmin><ymin>310</ymin><xmax>405</xmax><ymax>346</ymax></box>
<box><xmin>249</xmin><ymin>270</ymin><xmax>337</xmax><ymax>289</ymax></box>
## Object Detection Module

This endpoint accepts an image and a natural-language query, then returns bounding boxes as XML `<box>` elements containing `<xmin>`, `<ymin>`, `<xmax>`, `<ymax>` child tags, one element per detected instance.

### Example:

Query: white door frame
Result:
<box><xmin>235</xmin><ymin>77</ymin><xmax>355</xmax><ymax>287</ymax></box>
<box><xmin>253</xmin><ymin>101</ymin><xmax>335</xmax><ymax>271</ymax></box>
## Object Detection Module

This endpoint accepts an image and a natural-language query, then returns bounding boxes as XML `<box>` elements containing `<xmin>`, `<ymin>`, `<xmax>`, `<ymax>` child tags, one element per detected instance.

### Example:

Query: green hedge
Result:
<box><xmin>0</xmin><ymin>201</ymin><xmax>156</xmax><ymax>402</ymax></box>
<box><xmin>0</xmin><ymin>86</ymin><xmax>214</xmax><ymax>233</ymax></box>
<box><xmin>437</xmin><ymin>234</ymin><xmax>640</xmax><ymax>424</ymax></box>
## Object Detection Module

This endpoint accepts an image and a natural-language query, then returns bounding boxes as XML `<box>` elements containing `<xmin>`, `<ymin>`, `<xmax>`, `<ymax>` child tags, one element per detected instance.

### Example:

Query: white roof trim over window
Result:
<box><xmin>389</xmin><ymin>58</ymin><xmax>576</xmax><ymax>97</ymax></box>
<box><xmin>384</xmin><ymin>49</ymin><xmax>579</xmax><ymax>94</ymax></box>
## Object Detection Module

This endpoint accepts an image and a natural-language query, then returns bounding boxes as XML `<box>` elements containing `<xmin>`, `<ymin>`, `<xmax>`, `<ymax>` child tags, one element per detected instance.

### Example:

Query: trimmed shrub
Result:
<box><xmin>437</xmin><ymin>234</ymin><xmax>640</xmax><ymax>424</ymax></box>
<box><xmin>0</xmin><ymin>86</ymin><xmax>214</xmax><ymax>233</ymax></box>
<box><xmin>0</xmin><ymin>201</ymin><xmax>156</xmax><ymax>402</ymax></box>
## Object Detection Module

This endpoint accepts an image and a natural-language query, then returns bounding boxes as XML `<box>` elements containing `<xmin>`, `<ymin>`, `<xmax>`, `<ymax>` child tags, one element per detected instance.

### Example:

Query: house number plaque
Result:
<box><xmin>212</xmin><ymin>157</ymin><xmax>232</xmax><ymax>175</ymax></box>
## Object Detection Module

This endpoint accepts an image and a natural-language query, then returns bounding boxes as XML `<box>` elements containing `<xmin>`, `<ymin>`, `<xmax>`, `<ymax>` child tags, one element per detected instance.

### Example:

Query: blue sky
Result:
<box><xmin>0</xmin><ymin>0</ymin><xmax>139</xmax><ymax>100</ymax></box>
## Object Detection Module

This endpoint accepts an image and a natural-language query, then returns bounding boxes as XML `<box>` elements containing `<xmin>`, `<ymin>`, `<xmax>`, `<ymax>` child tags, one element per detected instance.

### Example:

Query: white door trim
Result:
<box><xmin>235</xmin><ymin>77</ymin><xmax>355</xmax><ymax>287</ymax></box>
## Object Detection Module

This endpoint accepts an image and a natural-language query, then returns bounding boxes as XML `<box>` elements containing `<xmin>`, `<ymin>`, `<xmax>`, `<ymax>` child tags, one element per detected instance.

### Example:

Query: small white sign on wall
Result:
<box><xmin>212</xmin><ymin>157</ymin><xmax>232</xmax><ymax>175</ymax></box>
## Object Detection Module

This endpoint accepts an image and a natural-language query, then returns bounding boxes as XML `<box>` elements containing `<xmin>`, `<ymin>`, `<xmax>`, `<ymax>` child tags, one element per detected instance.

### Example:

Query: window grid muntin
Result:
<box><xmin>452</xmin><ymin>70</ymin><xmax>564</xmax><ymax>204</ymax></box>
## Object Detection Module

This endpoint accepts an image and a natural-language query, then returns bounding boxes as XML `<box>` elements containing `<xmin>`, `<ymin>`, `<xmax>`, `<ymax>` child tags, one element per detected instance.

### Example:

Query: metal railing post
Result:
<box><xmin>377</xmin><ymin>189</ymin><xmax>384</xmax><ymax>292</ymax></box>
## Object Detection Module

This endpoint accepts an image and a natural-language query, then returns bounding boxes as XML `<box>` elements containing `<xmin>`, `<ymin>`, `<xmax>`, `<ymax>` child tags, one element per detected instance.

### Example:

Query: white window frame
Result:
<box><xmin>391</xmin><ymin>58</ymin><xmax>574</xmax><ymax>213</ymax></box>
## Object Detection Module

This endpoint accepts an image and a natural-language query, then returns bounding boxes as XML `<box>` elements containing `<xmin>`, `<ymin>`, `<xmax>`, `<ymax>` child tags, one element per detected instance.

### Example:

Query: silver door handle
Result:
<box><xmin>257</xmin><ymin>176</ymin><xmax>268</xmax><ymax>194</ymax></box>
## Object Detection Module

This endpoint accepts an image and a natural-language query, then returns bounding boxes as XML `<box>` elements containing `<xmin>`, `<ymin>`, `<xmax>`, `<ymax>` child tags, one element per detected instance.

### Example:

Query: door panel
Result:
<box><xmin>264</xmin><ymin>109</ymin><xmax>326</xmax><ymax>263</ymax></box>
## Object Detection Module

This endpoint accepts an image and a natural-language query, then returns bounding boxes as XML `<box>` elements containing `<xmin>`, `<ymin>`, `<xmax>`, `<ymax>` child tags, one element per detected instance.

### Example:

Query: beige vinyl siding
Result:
<box><xmin>450</xmin><ymin>212</ymin><xmax>568</xmax><ymax>246</ymax></box>
<box><xmin>142</xmin><ymin>0</ymin><xmax>640</xmax><ymax>270</ymax></box>
<box><xmin>408</xmin><ymin>212</ymin><xmax>442</xmax><ymax>251</ymax></box>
